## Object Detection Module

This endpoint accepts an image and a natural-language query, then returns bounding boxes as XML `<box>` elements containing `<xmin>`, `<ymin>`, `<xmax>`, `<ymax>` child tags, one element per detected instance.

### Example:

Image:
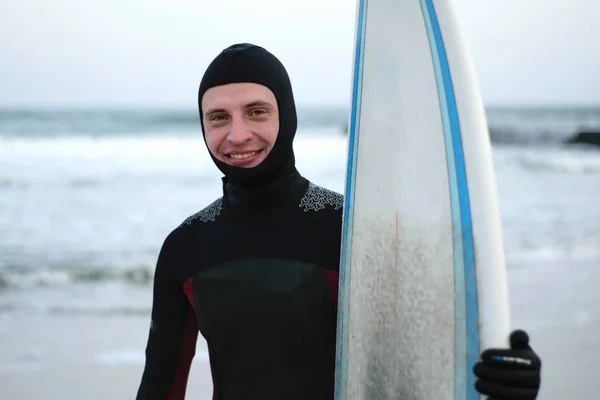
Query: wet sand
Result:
<box><xmin>0</xmin><ymin>312</ymin><xmax>213</xmax><ymax>400</ymax></box>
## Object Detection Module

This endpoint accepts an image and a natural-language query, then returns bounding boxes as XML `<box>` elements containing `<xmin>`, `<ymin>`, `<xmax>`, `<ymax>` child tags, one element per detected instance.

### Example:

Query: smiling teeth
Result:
<box><xmin>230</xmin><ymin>151</ymin><xmax>257</xmax><ymax>159</ymax></box>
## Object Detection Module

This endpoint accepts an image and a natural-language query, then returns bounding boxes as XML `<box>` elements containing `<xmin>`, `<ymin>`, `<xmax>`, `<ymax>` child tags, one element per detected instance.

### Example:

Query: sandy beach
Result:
<box><xmin>507</xmin><ymin>256</ymin><xmax>600</xmax><ymax>400</ymax></box>
<box><xmin>1</xmin><ymin>254</ymin><xmax>598</xmax><ymax>399</ymax></box>
<box><xmin>0</xmin><ymin>311</ymin><xmax>214</xmax><ymax>400</ymax></box>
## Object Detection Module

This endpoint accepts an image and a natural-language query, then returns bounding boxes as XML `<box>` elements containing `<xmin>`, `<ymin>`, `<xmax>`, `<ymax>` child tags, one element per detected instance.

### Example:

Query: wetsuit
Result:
<box><xmin>136</xmin><ymin>44</ymin><xmax>344</xmax><ymax>399</ymax></box>
<box><xmin>136</xmin><ymin>172</ymin><xmax>343</xmax><ymax>400</ymax></box>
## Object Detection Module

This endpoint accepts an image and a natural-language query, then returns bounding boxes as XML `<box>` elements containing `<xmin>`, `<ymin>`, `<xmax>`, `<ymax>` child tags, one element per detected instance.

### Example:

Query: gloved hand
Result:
<box><xmin>473</xmin><ymin>329</ymin><xmax>541</xmax><ymax>400</ymax></box>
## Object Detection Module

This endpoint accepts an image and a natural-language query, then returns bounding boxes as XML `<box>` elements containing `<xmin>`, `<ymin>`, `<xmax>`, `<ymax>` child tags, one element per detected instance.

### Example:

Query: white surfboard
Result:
<box><xmin>334</xmin><ymin>0</ymin><xmax>511</xmax><ymax>399</ymax></box>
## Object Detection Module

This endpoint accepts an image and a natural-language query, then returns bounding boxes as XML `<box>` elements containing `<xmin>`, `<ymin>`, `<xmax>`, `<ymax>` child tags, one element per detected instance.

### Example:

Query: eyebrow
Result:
<box><xmin>204</xmin><ymin>100</ymin><xmax>275</xmax><ymax>116</ymax></box>
<box><xmin>244</xmin><ymin>100</ymin><xmax>274</xmax><ymax>109</ymax></box>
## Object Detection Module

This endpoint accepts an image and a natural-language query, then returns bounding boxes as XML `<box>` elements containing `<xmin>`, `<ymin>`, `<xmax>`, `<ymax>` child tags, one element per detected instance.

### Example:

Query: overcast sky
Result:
<box><xmin>1</xmin><ymin>0</ymin><xmax>598</xmax><ymax>108</ymax></box>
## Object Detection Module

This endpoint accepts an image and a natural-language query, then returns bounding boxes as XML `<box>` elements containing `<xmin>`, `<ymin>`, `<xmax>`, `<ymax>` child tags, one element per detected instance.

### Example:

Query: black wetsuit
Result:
<box><xmin>136</xmin><ymin>172</ymin><xmax>343</xmax><ymax>399</ymax></box>
<box><xmin>136</xmin><ymin>43</ymin><xmax>343</xmax><ymax>400</ymax></box>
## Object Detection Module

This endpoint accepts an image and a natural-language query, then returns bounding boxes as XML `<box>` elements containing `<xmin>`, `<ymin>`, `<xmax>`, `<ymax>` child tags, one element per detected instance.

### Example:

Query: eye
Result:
<box><xmin>249</xmin><ymin>109</ymin><xmax>268</xmax><ymax>117</ymax></box>
<box><xmin>210</xmin><ymin>115</ymin><xmax>227</xmax><ymax>122</ymax></box>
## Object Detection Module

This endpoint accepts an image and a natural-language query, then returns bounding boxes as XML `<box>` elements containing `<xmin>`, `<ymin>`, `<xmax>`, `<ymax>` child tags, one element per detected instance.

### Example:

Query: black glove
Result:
<box><xmin>473</xmin><ymin>329</ymin><xmax>541</xmax><ymax>400</ymax></box>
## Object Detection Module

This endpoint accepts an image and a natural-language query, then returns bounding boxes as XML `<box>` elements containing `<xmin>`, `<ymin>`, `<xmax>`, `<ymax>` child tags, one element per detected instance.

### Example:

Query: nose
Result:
<box><xmin>227</xmin><ymin>116</ymin><xmax>253</xmax><ymax>145</ymax></box>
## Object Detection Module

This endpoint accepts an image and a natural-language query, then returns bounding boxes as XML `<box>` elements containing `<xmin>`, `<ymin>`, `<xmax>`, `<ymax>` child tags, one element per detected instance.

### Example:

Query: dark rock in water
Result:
<box><xmin>565</xmin><ymin>130</ymin><xmax>600</xmax><ymax>147</ymax></box>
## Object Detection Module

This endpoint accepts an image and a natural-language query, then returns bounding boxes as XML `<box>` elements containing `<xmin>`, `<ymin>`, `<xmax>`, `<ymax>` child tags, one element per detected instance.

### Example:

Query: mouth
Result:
<box><xmin>224</xmin><ymin>149</ymin><xmax>264</xmax><ymax>166</ymax></box>
<box><xmin>228</xmin><ymin>151</ymin><xmax>259</xmax><ymax>160</ymax></box>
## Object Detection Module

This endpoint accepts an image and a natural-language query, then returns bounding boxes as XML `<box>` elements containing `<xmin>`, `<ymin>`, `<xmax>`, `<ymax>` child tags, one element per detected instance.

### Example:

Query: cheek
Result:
<box><xmin>204</xmin><ymin>129</ymin><xmax>223</xmax><ymax>156</ymax></box>
<box><xmin>266</xmin><ymin>120</ymin><xmax>280</xmax><ymax>146</ymax></box>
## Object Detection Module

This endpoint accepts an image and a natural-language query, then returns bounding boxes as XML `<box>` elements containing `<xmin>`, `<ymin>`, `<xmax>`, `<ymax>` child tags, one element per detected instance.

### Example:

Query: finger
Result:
<box><xmin>473</xmin><ymin>363</ymin><xmax>541</xmax><ymax>388</ymax></box>
<box><xmin>475</xmin><ymin>379</ymin><xmax>539</xmax><ymax>400</ymax></box>
<box><xmin>510</xmin><ymin>329</ymin><xmax>530</xmax><ymax>350</ymax></box>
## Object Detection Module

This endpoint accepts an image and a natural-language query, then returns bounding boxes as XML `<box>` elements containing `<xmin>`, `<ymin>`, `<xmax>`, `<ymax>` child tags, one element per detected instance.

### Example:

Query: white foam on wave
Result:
<box><xmin>8</xmin><ymin>128</ymin><xmax>596</xmax><ymax>191</ymax></box>
<box><xmin>0</xmin><ymin>281</ymin><xmax>154</xmax><ymax>316</ymax></box>
<box><xmin>518</xmin><ymin>154</ymin><xmax>600</xmax><ymax>174</ymax></box>
<box><xmin>93</xmin><ymin>348</ymin><xmax>209</xmax><ymax>366</ymax></box>
<box><xmin>0</xmin><ymin>263</ymin><xmax>157</xmax><ymax>291</ymax></box>
<box><xmin>93</xmin><ymin>349</ymin><xmax>146</xmax><ymax>366</ymax></box>
<box><xmin>0</xmin><ymin>134</ymin><xmax>218</xmax><ymax>186</ymax></box>
<box><xmin>507</xmin><ymin>244</ymin><xmax>600</xmax><ymax>264</ymax></box>
<box><xmin>0</xmin><ymin>348</ymin><xmax>46</xmax><ymax>372</ymax></box>
<box><xmin>510</xmin><ymin>147</ymin><xmax>600</xmax><ymax>174</ymax></box>
<box><xmin>1</xmin><ymin>270</ymin><xmax>72</xmax><ymax>289</ymax></box>
<box><xmin>0</xmin><ymin>128</ymin><xmax>351</xmax><ymax>187</ymax></box>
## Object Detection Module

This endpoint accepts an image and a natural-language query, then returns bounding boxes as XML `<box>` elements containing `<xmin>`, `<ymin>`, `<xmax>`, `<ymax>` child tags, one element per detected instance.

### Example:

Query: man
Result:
<box><xmin>136</xmin><ymin>43</ymin><xmax>542</xmax><ymax>400</ymax></box>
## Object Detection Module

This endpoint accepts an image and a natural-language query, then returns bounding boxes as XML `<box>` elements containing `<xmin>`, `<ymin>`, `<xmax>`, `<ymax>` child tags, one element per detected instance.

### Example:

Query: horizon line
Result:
<box><xmin>0</xmin><ymin>102</ymin><xmax>599</xmax><ymax>111</ymax></box>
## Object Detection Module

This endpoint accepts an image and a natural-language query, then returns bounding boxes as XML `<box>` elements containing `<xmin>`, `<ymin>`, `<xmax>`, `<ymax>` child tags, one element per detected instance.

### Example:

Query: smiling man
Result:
<box><xmin>135</xmin><ymin>43</ymin><xmax>542</xmax><ymax>400</ymax></box>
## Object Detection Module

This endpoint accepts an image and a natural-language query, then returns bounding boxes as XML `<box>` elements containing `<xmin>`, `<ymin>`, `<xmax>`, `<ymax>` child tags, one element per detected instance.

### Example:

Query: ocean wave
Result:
<box><xmin>0</xmin><ymin>302</ymin><xmax>152</xmax><ymax>317</ymax></box>
<box><xmin>93</xmin><ymin>349</ymin><xmax>147</xmax><ymax>366</ymax></box>
<box><xmin>0</xmin><ymin>173</ymin><xmax>216</xmax><ymax>188</ymax></box>
<box><xmin>47</xmin><ymin>305</ymin><xmax>151</xmax><ymax>316</ymax></box>
<box><xmin>0</xmin><ymin>176</ymin><xmax>111</xmax><ymax>188</ymax></box>
<box><xmin>489</xmin><ymin>127</ymin><xmax>600</xmax><ymax>147</ymax></box>
<box><xmin>0</xmin><ymin>108</ymin><xmax>347</xmax><ymax>137</ymax></box>
<box><xmin>488</xmin><ymin>127</ymin><xmax>562</xmax><ymax>145</ymax></box>
<box><xmin>511</xmin><ymin>150</ymin><xmax>600</xmax><ymax>174</ymax></box>
<box><xmin>93</xmin><ymin>348</ymin><xmax>209</xmax><ymax>366</ymax></box>
<box><xmin>517</xmin><ymin>156</ymin><xmax>600</xmax><ymax>174</ymax></box>
<box><xmin>0</xmin><ymin>109</ymin><xmax>200</xmax><ymax>137</ymax></box>
<box><xmin>0</xmin><ymin>265</ymin><xmax>154</xmax><ymax>290</ymax></box>
<box><xmin>3</xmin><ymin>107</ymin><xmax>598</xmax><ymax>145</ymax></box>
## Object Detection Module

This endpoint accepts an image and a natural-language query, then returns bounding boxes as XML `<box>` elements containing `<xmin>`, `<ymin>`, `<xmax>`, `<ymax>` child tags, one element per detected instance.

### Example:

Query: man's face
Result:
<box><xmin>201</xmin><ymin>82</ymin><xmax>279</xmax><ymax>168</ymax></box>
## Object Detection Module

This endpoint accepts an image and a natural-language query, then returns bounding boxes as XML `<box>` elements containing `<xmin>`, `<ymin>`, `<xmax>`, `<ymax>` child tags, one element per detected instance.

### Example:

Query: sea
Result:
<box><xmin>0</xmin><ymin>106</ymin><xmax>599</xmax><ymax>317</ymax></box>
<box><xmin>1</xmin><ymin>106</ymin><xmax>599</xmax><ymax>399</ymax></box>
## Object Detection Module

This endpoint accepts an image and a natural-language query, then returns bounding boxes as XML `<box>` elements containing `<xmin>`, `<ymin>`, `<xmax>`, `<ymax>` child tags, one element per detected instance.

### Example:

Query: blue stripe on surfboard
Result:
<box><xmin>419</xmin><ymin>3</ymin><xmax>467</xmax><ymax>398</ymax></box>
<box><xmin>334</xmin><ymin>0</ymin><xmax>368</xmax><ymax>398</ymax></box>
<box><xmin>420</xmin><ymin>0</ymin><xmax>481</xmax><ymax>399</ymax></box>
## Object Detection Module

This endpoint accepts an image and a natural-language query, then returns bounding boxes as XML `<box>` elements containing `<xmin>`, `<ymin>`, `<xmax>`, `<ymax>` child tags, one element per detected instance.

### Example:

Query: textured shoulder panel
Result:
<box><xmin>298</xmin><ymin>182</ymin><xmax>344</xmax><ymax>212</ymax></box>
<box><xmin>180</xmin><ymin>197</ymin><xmax>223</xmax><ymax>226</ymax></box>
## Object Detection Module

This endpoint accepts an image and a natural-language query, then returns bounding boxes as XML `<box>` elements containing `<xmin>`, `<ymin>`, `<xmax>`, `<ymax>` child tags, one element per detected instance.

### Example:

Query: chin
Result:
<box><xmin>237</xmin><ymin>158</ymin><xmax>266</xmax><ymax>168</ymax></box>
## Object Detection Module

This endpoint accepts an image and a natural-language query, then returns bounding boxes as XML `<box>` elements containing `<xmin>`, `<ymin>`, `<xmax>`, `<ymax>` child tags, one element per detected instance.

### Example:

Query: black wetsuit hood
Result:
<box><xmin>197</xmin><ymin>43</ymin><xmax>298</xmax><ymax>190</ymax></box>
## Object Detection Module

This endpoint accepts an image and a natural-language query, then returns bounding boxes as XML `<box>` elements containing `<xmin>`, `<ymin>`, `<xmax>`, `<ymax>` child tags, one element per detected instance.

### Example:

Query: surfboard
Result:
<box><xmin>334</xmin><ymin>0</ymin><xmax>511</xmax><ymax>399</ymax></box>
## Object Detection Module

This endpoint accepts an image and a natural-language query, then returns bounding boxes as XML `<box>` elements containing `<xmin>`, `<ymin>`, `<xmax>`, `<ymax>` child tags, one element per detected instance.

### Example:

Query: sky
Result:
<box><xmin>1</xmin><ymin>0</ymin><xmax>599</xmax><ymax>109</ymax></box>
